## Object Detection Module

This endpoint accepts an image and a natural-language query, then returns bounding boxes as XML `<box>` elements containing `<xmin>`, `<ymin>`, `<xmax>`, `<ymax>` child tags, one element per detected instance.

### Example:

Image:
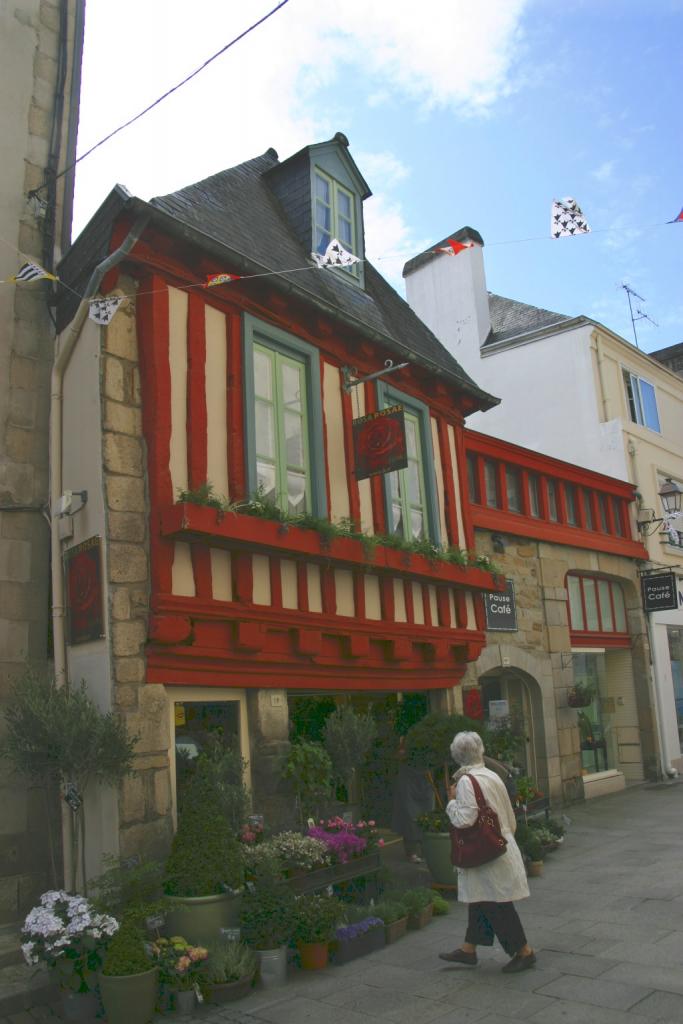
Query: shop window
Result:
<box><xmin>572</xmin><ymin>653</ymin><xmax>610</xmax><ymax>774</ymax></box>
<box><xmin>174</xmin><ymin>700</ymin><xmax>245</xmax><ymax>818</ymax></box>
<box><xmin>546</xmin><ymin>479</ymin><xmax>559</xmax><ymax>522</ymax></box>
<box><xmin>566</xmin><ymin>573</ymin><xmax>629</xmax><ymax>639</ymax></box>
<box><xmin>528</xmin><ymin>473</ymin><xmax>540</xmax><ymax>517</ymax></box>
<box><xmin>484</xmin><ymin>459</ymin><xmax>500</xmax><ymax>509</ymax></box>
<box><xmin>565</xmin><ymin>484</ymin><xmax>577</xmax><ymax>526</ymax></box>
<box><xmin>243</xmin><ymin>315</ymin><xmax>327</xmax><ymax>517</ymax></box>
<box><xmin>623</xmin><ymin>369</ymin><xmax>661</xmax><ymax>432</ymax></box>
<box><xmin>668</xmin><ymin>627</ymin><xmax>683</xmax><ymax>753</ymax></box>
<box><xmin>506</xmin><ymin>466</ymin><xmax>522</xmax><ymax>513</ymax></box>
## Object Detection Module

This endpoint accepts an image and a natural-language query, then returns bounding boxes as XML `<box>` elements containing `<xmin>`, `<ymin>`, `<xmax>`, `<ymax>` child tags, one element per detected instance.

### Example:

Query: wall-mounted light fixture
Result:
<box><xmin>637</xmin><ymin>478</ymin><xmax>682</xmax><ymax>536</ymax></box>
<box><xmin>491</xmin><ymin>533</ymin><xmax>506</xmax><ymax>554</ymax></box>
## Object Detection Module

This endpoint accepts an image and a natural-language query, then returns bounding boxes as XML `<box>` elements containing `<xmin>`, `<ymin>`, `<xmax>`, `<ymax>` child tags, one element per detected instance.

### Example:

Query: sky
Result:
<box><xmin>73</xmin><ymin>0</ymin><xmax>683</xmax><ymax>354</ymax></box>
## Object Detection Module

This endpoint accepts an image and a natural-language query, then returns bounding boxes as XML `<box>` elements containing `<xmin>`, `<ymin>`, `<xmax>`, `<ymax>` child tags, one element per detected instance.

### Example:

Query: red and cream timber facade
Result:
<box><xmin>54</xmin><ymin>136</ymin><xmax>503</xmax><ymax>871</ymax></box>
<box><xmin>458</xmin><ymin>431</ymin><xmax>654</xmax><ymax>804</ymax></box>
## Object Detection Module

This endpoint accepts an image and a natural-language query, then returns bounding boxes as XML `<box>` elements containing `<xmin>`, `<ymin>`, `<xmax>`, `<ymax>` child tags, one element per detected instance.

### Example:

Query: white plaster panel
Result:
<box><xmin>335</xmin><ymin>569</ymin><xmax>354</xmax><ymax>616</ymax></box>
<box><xmin>393</xmin><ymin>579</ymin><xmax>407</xmax><ymax>622</ymax></box>
<box><xmin>447</xmin><ymin>424</ymin><xmax>466</xmax><ymax>546</ymax></box>
<box><xmin>172</xmin><ymin>542</ymin><xmax>195</xmax><ymax>596</ymax></box>
<box><xmin>307</xmin><ymin>563</ymin><xmax>322</xmax><ymax>613</ymax></box>
<box><xmin>430</xmin><ymin>417</ymin><xmax>448</xmax><ymax>545</ymax></box>
<box><xmin>364</xmin><ymin>575</ymin><xmax>381</xmax><ymax>620</ymax></box>
<box><xmin>280</xmin><ymin>559</ymin><xmax>298</xmax><ymax>609</ymax></box>
<box><xmin>168</xmin><ymin>287</ymin><xmax>188</xmax><ymax>495</ymax></box>
<box><xmin>412</xmin><ymin>582</ymin><xmax>425</xmax><ymax>625</ymax></box>
<box><xmin>353</xmin><ymin>383</ymin><xmax>374</xmax><ymax>533</ymax></box>
<box><xmin>252</xmin><ymin>554</ymin><xmax>271</xmax><ymax>606</ymax></box>
<box><xmin>323</xmin><ymin>362</ymin><xmax>351</xmax><ymax>523</ymax></box>
<box><xmin>210</xmin><ymin>549</ymin><xmax>232</xmax><ymax>601</ymax></box>
<box><xmin>204</xmin><ymin>305</ymin><xmax>229</xmax><ymax>499</ymax></box>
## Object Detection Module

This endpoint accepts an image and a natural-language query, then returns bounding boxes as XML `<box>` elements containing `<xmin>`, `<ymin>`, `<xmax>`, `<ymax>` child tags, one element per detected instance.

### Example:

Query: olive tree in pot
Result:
<box><xmin>282</xmin><ymin>740</ymin><xmax>333</xmax><ymax>828</ymax></box>
<box><xmin>239</xmin><ymin>855</ymin><xmax>296</xmax><ymax>988</ymax></box>
<box><xmin>99</xmin><ymin>917</ymin><xmax>158</xmax><ymax>1024</ymax></box>
<box><xmin>164</xmin><ymin>761</ymin><xmax>244</xmax><ymax>945</ymax></box>
<box><xmin>323</xmin><ymin>706</ymin><xmax>376</xmax><ymax>818</ymax></box>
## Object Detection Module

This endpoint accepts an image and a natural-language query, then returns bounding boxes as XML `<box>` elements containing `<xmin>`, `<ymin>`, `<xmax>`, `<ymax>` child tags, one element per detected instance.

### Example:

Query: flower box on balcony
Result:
<box><xmin>160</xmin><ymin>504</ymin><xmax>501</xmax><ymax>592</ymax></box>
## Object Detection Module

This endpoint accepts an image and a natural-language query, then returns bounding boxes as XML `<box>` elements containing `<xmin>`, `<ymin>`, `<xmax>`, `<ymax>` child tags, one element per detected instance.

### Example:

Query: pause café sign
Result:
<box><xmin>641</xmin><ymin>570</ymin><xmax>679</xmax><ymax>613</ymax></box>
<box><xmin>484</xmin><ymin>579</ymin><xmax>517</xmax><ymax>632</ymax></box>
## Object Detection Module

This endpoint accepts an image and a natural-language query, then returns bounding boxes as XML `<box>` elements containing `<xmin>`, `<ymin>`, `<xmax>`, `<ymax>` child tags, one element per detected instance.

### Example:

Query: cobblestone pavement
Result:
<box><xmin>3</xmin><ymin>781</ymin><xmax>683</xmax><ymax>1024</ymax></box>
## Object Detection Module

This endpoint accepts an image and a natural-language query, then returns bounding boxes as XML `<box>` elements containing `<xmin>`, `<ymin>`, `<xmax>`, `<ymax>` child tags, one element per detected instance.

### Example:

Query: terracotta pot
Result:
<box><xmin>384</xmin><ymin>916</ymin><xmax>408</xmax><ymax>944</ymax></box>
<box><xmin>527</xmin><ymin>860</ymin><xmax>544</xmax><ymax>878</ymax></box>
<box><xmin>408</xmin><ymin>904</ymin><xmax>433</xmax><ymax>930</ymax></box>
<box><xmin>298</xmin><ymin>941</ymin><xmax>330</xmax><ymax>970</ymax></box>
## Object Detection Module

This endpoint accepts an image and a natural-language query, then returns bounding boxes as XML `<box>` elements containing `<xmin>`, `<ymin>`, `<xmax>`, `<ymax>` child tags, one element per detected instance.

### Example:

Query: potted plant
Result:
<box><xmin>200</xmin><ymin>938</ymin><xmax>257</xmax><ymax>1004</ymax></box>
<box><xmin>164</xmin><ymin>759</ymin><xmax>244</xmax><ymax>945</ymax></box>
<box><xmin>323</xmin><ymin>706</ymin><xmax>376</xmax><ymax>816</ymax></box>
<box><xmin>372</xmin><ymin>900</ymin><xmax>409</xmax><ymax>945</ymax></box>
<box><xmin>567</xmin><ymin>682</ymin><xmax>595</xmax><ymax>708</ymax></box>
<box><xmin>332</xmin><ymin>912</ymin><xmax>385</xmax><ymax>965</ymax></box>
<box><xmin>416</xmin><ymin>809</ymin><xmax>457</xmax><ymax>888</ymax></box>
<box><xmin>525</xmin><ymin>835</ymin><xmax>544</xmax><ymax>877</ymax></box>
<box><xmin>154</xmin><ymin>935</ymin><xmax>208</xmax><ymax>1013</ymax></box>
<box><xmin>239</xmin><ymin>856</ymin><xmax>296</xmax><ymax>988</ymax></box>
<box><xmin>21</xmin><ymin>890</ymin><xmax>119</xmax><ymax>1020</ymax></box>
<box><xmin>99</xmin><ymin>916</ymin><xmax>158</xmax><ymax>1024</ymax></box>
<box><xmin>292</xmin><ymin>893</ymin><xmax>343</xmax><ymax>970</ymax></box>
<box><xmin>282</xmin><ymin>740</ymin><xmax>333</xmax><ymax>827</ymax></box>
<box><xmin>268</xmin><ymin>831</ymin><xmax>331</xmax><ymax>875</ymax></box>
<box><xmin>400</xmin><ymin>888</ymin><xmax>434</xmax><ymax>930</ymax></box>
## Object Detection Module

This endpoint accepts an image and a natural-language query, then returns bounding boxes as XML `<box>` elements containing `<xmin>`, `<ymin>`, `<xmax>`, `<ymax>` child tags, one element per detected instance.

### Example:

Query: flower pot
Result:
<box><xmin>257</xmin><ymin>947</ymin><xmax>287</xmax><ymax>988</ymax></box>
<box><xmin>527</xmin><ymin>860</ymin><xmax>544</xmax><ymax>878</ymax></box>
<box><xmin>384</xmin><ymin>916</ymin><xmax>408</xmax><ymax>944</ymax></box>
<box><xmin>298</xmin><ymin>941</ymin><xmax>330</xmax><ymax>970</ymax></box>
<box><xmin>408</xmin><ymin>904</ymin><xmax>433</xmax><ymax>930</ymax></box>
<box><xmin>164</xmin><ymin>891</ymin><xmax>241</xmax><ymax>946</ymax></box>
<box><xmin>59</xmin><ymin>989</ymin><xmax>98</xmax><ymax>1022</ymax></box>
<box><xmin>174</xmin><ymin>988</ymin><xmax>196</xmax><ymax>1014</ymax></box>
<box><xmin>206</xmin><ymin>972</ymin><xmax>255</xmax><ymax>1004</ymax></box>
<box><xmin>419</xmin><ymin>831</ymin><xmax>457</xmax><ymax>887</ymax></box>
<box><xmin>332</xmin><ymin>926</ymin><xmax>385</xmax><ymax>965</ymax></box>
<box><xmin>98</xmin><ymin>967</ymin><xmax>158</xmax><ymax>1024</ymax></box>
<box><xmin>568</xmin><ymin>693</ymin><xmax>592</xmax><ymax>708</ymax></box>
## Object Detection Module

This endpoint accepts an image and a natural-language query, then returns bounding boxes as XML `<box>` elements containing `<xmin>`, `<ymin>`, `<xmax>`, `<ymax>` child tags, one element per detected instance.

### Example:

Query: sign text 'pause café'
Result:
<box><xmin>484</xmin><ymin>579</ymin><xmax>517</xmax><ymax>632</ymax></box>
<box><xmin>641</xmin><ymin>570</ymin><xmax>679</xmax><ymax>613</ymax></box>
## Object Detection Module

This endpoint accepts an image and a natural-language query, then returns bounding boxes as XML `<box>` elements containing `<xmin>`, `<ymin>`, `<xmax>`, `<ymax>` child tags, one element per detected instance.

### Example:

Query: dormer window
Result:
<box><xmin>314</xmin><ymin>169</ymin><xmax>359</xmax><ymax>278</ymax></box>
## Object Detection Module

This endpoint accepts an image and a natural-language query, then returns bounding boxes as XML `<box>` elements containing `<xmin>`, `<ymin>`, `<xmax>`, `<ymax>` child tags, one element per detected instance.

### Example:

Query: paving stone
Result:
<box><xmin>529</xmin><ymin>950</ymin><xmax>617</xmax><ymax>978</ymax></box>
<box><xmin>527</xmin><ymin>1000</ymin><xmax>652</xmax><ymax>1024</ymax></box>
<box><xmin>318</xmin><ymin>981</ymin><xmax>449</xmax><ymax>1022</ymax></box>
<box><xmin>535</xmin><ymin>974</ymin><xmax>653</xmax><ymax>1010</ymax></box>
<box><xmin>628</xmin><ymin>988</ymin><xmax>683</xmax><ymax>1019</ymax></box>
<box><xmin>599</xmin><ymin>960</ymin><xmax>683</xmax><ymax>996</ymax></box>
<box><xmin>435</xmin><ymin>979</ymin><xmax>555</xmax><ymax>1018</ymax></box>
<box><xmin>252</xmin><ymin>995</ymin><xmax>380</xmax><ymax>1024</ymax></box>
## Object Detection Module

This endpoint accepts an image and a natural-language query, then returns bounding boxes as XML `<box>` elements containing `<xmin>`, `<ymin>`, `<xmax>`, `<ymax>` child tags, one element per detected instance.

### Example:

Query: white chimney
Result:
<box><xmin>403</xmin><ymin>228</ymin><xmax>490</xmax><ymax>365</ymax></box>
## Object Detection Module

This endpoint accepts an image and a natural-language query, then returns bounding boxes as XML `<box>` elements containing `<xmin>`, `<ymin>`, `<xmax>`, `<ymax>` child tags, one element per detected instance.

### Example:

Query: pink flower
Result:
<box><xmin>176</xmin><ymin>956</ymin><xmax>191</xmax><ymax>972</ymax></box>
<box><xmin>368</xmin><ymin>820</ymin><xmax>376</xmax><ymax>827</ymax></box>
<box><xmin>378</xmin><ymin>839</ymin><xmax>385</xmax><ymax>847</ymax></box>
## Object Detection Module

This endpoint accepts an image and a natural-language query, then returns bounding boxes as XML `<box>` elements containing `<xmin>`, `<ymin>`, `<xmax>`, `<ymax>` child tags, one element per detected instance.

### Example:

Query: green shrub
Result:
<box><xmin>202</xmin><ymin>938</ymin><xmax>256</xmax><ymax>985</ymax></box>
<box><xmin>372</xmin><ymin>900</ymin><xmax>407</xmax><ymax>925</ymax></box>
<box><xmin>101</xmin><ymin>918</ymin><xmax>152</xmax><ymax>977</ymax></box>
<box><xmin>525</xmin><ymin>835</ymin><xmax>543</xmax><ymax>862</ymax></box>
<box><xmin>91</xmin><ymin>855</ymin><xmax>165</xmax><ymax>923</ymax></box>
<box><xmin>430</xmin><ymin>892</ymin><xmax>450</xmax><ymax>915</ymax></box>
<box><xmin>416</xmin><ymin>810</ymin><xmax>451</xmax><ymax>833</ymax></box>
<box><xmin>323</xmin><ymin>707</ymin><xmax>376</xmax><ymax>795</ymax></box>
<box><xmin>404</xmin><ymin>713</ymin><xmax>484</xmax><ymax>775</ymax></box>
<box><xmin>239</xmin><ymin>856</ymin><xmax>296</xmax><ymax>950</ymax></box>
<box><xmin>164</xmin><ymin>775</ymin><xmax>243</xmax><ymax>897</ymax></box>
<box><xmin>398</xmin><ymin>888</ymin><xmax>434</xmax><ymax>913</ymax></box>
<box><xmin>292</xmin><ymin>893</ymin><xmax>343</xmax><ymax>944</ymax></box>
<box><xmin>543</xmin><ymin>816</ymin><xmax>566</xmax><ymax>839</ymax></box>
<box><xmin>282</xmin><ymin>740</ymin><xmax>333</xmax><ymax>824</ymax></box>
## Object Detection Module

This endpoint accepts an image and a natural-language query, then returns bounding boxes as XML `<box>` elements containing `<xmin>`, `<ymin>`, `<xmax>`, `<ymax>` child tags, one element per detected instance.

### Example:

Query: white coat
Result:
<box><xmin>446</xmin><ymin>763</ymin><xmax>529</xmax><ymax>904</ymax></box>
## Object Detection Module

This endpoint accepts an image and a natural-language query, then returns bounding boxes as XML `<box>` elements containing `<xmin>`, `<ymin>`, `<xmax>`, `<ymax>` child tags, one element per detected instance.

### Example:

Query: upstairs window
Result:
<box><xmin>565</xmin><ymin>484</ymin><xmax>578</xmax><ymax>526</ymax></box>
<box><xmin>314</xmin><ymin>170</ymin><xmax>358</xmax><ymax>278</ymax></box>
<box><xmin>528</xmin><ymin>473</ymin><xmax>541</xmax><ymax>517</ymax></box>
<box><xmin>380</xmin><ymin>385</ymin><xmax>440</xmax><ymax>545</ymax></box>
<box><xmin>546</xmin><ymin>479</ymin><xmax>559</xmax><ymax>522</ymax></box>
<box><xmin>623</xmin><ymin>370</ymin><xmax>661</xmax><ymax>432</ymax></box>
<box><xmin>506</xmin><ymin>466</ymin><xmax>522</xmax><ymax>512</ymax></box>
<box><xmin>567</xmin><ymin>573</ymin><xmax>628</xmax><ymax>638</ymax></box>
<box><xmin>484</xmin><ymin>460</ymin><xmax>499</xmax><ymax>508</ymax></box>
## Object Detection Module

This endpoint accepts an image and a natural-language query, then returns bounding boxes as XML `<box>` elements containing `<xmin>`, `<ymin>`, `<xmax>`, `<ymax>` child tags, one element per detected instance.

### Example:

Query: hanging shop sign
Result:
<box><xmin>352</xmin><ymin>404</ymin><xmax>408</xmax><ymax>480</ymax></box>
<box><xmin>64</xmin><ymin>536</ymin><xmax>104</xmax><ymax>644</ymax></box>
<box><xmin>483</xmin><ymin>578</ymin><xmax>518</xmax><ymax>632</ymax></box>
<box><xmin>640</xmin><ymin>570</ymin><xmax>679</xmax><ymax>613</ymax></box>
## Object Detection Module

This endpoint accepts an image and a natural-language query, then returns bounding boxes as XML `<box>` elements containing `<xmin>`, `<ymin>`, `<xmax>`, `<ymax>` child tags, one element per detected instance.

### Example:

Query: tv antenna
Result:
<box><xmin>620</xmin><ymin>283</ymin><xmax>658</xmax><ymax>349</ymax></box>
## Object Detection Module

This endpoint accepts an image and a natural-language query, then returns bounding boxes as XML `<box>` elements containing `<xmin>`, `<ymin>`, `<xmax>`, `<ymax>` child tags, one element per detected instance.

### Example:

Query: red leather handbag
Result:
<box><xmin>450</xmin><ymin>773</ymin><xmax>508</xmax><ymax>869</ymax></box>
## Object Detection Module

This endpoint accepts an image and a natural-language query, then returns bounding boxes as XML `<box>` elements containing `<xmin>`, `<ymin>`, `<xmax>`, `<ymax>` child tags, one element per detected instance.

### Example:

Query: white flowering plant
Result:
<box><xmin>21</xmin><ymin>890</ymin><xmax>118</xmax><ymax>992</ymax></box>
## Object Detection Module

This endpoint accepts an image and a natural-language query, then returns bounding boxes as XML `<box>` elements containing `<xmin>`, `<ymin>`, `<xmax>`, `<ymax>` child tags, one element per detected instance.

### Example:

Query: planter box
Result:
<box><xmin>206</xmin><ymin>973</ymin><xmax>255</xmax><ymax>1005</ymax></box>
<box><xmin>331</xmin><ymin>925</ymin><xmax>385</xmax><ymax>965</ymax></box>
<box><xmin>287</xmin><ymin>852</ymin><xmax>381</xmax><ymax>894</ymax></box>
<box><xmin>161</xmin><ymin>505</ymin><xmax>500</xmax><ymax>592</ymax></box>
<box><xmin>384</xmin><ymin>916</ymin><xmax>408</xmax><ymax>944</ymax></box>
<box><xmin>407</xmin><ymin>904</ymin><xmax>433</xmax><ymax>930</ymax></box>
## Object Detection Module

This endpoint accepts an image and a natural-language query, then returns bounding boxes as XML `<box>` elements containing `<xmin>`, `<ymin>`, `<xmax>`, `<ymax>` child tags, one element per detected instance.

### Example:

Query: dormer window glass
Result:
<box><xmin>314</xmin><ymin>170</ymin><xmax>358</xmax><ymax>277</ymax></box>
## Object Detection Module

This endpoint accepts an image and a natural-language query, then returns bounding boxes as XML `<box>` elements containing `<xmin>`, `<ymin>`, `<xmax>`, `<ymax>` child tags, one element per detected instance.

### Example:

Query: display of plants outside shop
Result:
<box><xmin>282</xmin><ymin>739</ymin><xmax>333</xmax><ymax>826</ymax></box>
<box><xmin>307</xmin><ymin>817</ymin><xmax>383</xmax><ymax>863</ymax></box>
<box><xmin>244</xmin><ymin>832</ymin><xmax>330</xmax><ymax>877</ymax></box>
<box><xmin>152</xmin><ymin>935</ymin><xmax>208</xmax><ymax>1012</ymax></box>
<box><xmin>323</xmin><ymin>705</ymin><xmax>377</xmax><ymax>807</ymax></box>
<box><xmin>239</xmin><ymin>856</ymin><xmax>296</xmax><ymax>951</ymax></box>
<box><xmin>332</xmin><ymin>916</ymin><xmax>385</xmax><ymax>965</ymax></box>
<box><xmin>292</xmin><ymin>892</ymin><xmax>344</xmax><ymax>968</ymax></box>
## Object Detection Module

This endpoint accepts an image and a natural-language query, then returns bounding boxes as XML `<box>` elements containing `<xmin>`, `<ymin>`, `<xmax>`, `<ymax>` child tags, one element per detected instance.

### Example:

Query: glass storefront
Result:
<box><xmin>668</xmin><ymin>627</ymin><xmax>683</xmax><ymax>754</ymax></box>
<box><xmin>571</xmin><ymin>653</ymin><xmax>618</xmax><ymax>774</ymax></box>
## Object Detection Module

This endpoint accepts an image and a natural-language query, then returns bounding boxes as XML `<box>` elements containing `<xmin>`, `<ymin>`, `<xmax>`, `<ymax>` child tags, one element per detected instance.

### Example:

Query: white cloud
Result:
<box><xmin>72</xmin><ymin>0</ymin><xmax>529</xmax><ymax>232</ymax></box>
<box><xmin>592</xmin><ymin>160</ymin><xmax>615</xmax><ymax>182</ymax></box>
<box><xmin>356</xmin><ymin>152</ymin><xmax>410</xmax><ymax>189</ymax></box>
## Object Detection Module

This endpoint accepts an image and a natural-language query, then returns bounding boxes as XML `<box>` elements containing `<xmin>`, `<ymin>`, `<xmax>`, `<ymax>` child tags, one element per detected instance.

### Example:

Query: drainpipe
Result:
<box><xmin>592</xmin><ymin>330</ymin><xmax>610</xmax><ymax>422</ymax></box>
<box><xmin>50</xmin><ymin>215</ymin><xmax>149</xmax><ymax>688</ymax></box>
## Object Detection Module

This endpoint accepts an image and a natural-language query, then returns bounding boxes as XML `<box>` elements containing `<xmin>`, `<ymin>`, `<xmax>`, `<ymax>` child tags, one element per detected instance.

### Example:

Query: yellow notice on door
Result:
<box><xmin>174</xmin><ymin>704</ymin><xmax>186</xmax><ymax>727</ymax></box>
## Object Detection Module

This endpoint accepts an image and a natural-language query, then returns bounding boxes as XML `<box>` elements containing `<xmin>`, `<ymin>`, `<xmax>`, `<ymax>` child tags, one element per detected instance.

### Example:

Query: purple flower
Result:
<box><xmin>335</xmin><ymin>918</ymin><xmax>384</xmax><ymax>943</ymax></box>
<box><xmin>307</xmin><ymin>826</ymin><xmax>367</xmax><ymax>863</ymax></box>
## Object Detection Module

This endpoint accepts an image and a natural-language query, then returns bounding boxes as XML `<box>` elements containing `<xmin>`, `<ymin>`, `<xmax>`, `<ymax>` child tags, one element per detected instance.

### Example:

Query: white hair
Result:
<box><xmin>451</xmin><ymin>731</ymin><xmax>485</xmax><ymax>766</ymax></box>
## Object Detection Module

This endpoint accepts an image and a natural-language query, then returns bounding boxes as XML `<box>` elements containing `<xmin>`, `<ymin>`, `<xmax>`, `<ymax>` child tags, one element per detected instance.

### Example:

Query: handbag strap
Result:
<box><xmin>463</xmin><ymin>772</ymin><xmax>488</xmax><ymax>810</ymax></box>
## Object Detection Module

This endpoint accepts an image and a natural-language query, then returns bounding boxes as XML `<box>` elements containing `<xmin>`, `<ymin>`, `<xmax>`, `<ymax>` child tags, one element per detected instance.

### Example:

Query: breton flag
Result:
<box><xmin>89</xmin><ymin>296</ymin><xmax>124</xmax><ymax>325</ymax></box>
<box><xmin>668</xmin><ymin>207</ymin><xmax>683</xmax><ymax>223</ymax></box>
<box><xmin>204</xmin><ymin>272</ymin><xmax>241</xmax><ymax>288</ymax></box>
<box><xmin>551</xmin><ymin>198</ymin><xmax>591</xmax><ymax>238</ymax></box>
<box><xmin>434</xmin><ymin>239</ymin><xmax>475</xmax><ymax>256</ymax></box>
<box><xmin>8</xmin><ymin>260</ymin><xmax>58</xmax><ymax>283</ymax></box>
<box><xmin>312</xmin><ymin>238</ymin><xmax>361</xmax><ymax>269</ymax></box>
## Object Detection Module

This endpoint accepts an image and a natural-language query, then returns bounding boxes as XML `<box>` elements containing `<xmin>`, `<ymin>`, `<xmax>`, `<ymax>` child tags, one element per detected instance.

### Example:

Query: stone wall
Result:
<box><xmin>0</xmin><ymin>0</ymin><xmax>83</xmax><ymax>923</ymax></box>
<box><xmin>100</xmin><ymin>284</ymin><xmax>173</xmax><ymax>861</ymax></box>
<box><xmin>459</xmin><ymin>530</ymin><xmax>653</xmax><ymax>806</ymax></box>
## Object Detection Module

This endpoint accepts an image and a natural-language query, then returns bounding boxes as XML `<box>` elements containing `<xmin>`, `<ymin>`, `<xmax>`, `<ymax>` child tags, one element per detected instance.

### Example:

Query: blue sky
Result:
<box><xmin>74</xmin><ymin>0</ymin><xmax>682</xmax><ymax>353</ymax></box>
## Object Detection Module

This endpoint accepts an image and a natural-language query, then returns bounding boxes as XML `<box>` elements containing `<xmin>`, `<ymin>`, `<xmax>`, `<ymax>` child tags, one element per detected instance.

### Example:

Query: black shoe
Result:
<box><xmin>438</xmin><ymin>949</ymin><xmax>478</xmax><ymax>965</ymax></box>
<box><xmin>502</xmin><ymin>951</ymin><xmax>536</xmax><ymax>973</ymax></box>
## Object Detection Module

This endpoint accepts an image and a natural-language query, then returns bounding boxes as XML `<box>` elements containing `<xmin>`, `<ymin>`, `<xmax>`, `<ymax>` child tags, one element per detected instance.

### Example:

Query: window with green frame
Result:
<box><xmin>243</xmin><ymin>315</ymin><xmax>327</xmax><ymax>518</ymax></box>
<box><xmin>378</xmin><ymin>385</ymin><xmax>440</xmax><ymax>544</ymax></box>
<box><xmin>314</xmin><ymin>169</ymin><xmax>358</xmax><ymax>276</ymax></box>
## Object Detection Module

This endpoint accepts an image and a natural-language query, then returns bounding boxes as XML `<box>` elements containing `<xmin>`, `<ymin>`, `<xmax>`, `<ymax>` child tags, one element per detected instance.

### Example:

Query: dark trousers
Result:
<box><xmin>465</xmin><ymin>901</ymin><xmax>527</xmax><ymax>957</ymax></box>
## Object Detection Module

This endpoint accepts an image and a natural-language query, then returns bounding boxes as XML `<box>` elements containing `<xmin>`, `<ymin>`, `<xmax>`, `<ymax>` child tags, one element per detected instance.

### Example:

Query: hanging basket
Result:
<box><xmin>567</xmin><ymin>690</ymin><xmax>593</xmax><ymax>709</ymax></box>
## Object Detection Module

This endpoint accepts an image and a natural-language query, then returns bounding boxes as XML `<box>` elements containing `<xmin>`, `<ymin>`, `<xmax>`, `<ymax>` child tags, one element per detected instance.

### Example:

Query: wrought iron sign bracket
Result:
<box><xmin>342</xmin><ymin>359</ymin><xmax>409</xmax><ymax>392</ymax></box>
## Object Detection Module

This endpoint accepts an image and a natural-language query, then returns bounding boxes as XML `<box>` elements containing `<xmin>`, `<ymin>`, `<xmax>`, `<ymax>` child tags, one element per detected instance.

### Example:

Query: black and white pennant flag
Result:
<box><xmin>551</xmin><ymin>198</ymin><xmax>591</xmax><ymax>238</ymax></box>
<box><xmin>88</xmin><ymin>296</ymin><xmax>124</xmax><ymax>325</ymax></box>
<box><xmin>9</xmin><ymin>260</ymin><xmax>58</xmax><ymax>283</ymax></box>
<box><xmin>311</xmin><ymin>238</ymin><xmax>361</xmax><ymax>269</ymax></box>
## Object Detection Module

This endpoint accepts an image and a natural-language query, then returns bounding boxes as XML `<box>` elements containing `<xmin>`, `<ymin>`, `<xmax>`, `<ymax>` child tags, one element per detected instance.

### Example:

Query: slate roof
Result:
<box><xmin>147</xmin><ymin>150</ymin><xmax>496</xmax><ymax>409</ymax></box>
<box><xmin>485</xmin><ymin>293</ymin><xmax>575</xmax><ymax>347</ymax></box>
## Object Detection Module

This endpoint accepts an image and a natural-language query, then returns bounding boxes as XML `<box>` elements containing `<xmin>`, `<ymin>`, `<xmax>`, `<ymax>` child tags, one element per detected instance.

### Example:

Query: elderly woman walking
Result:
<box><xmin>439</xmin><ymin>731</ymin><xmax>536</xmax><ymax>973</ymax></box>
